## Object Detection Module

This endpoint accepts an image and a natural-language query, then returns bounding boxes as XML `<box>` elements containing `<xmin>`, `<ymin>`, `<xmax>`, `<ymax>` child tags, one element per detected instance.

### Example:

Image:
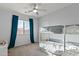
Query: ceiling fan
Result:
<box><xmin>25</xmin><ymin>3</ymin><xmax>46</xmax><ymax>15</ymax></box>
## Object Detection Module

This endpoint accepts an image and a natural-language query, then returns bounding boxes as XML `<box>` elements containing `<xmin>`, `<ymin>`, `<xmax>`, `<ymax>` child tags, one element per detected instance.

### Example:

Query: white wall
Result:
<box><xmin>39</xmin><ymin>4</ymin><xmax>79</xmax><ymax>43</ymax></box>
<box><xmin>0</xmin><ymin>9</ymin><xmax>12</xmax><ymax>45</ymax></box>
<box><xmin>0</xmin><ymin>8</ymin><xmax>39</xmax><ymax>47</ymax></box>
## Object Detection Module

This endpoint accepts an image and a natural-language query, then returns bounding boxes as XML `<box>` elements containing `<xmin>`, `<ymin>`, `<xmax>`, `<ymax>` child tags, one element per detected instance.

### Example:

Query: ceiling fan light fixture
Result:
<box><xmin>33</xmin><ymin>9</ymin><xmax>38</xmax><ymax>13</ymax></box>
<box><xmin>35</xmin><ymin>6</ymin><xmax>38</xmax><ymax>9</ymax></box>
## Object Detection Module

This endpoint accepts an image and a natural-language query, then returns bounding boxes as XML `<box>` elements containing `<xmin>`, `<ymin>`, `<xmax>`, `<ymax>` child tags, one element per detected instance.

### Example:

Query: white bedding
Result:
<box><xmin>39</xmin><ymin>41</ymin><xmax>79</xmax><ymax>56</ymax></box>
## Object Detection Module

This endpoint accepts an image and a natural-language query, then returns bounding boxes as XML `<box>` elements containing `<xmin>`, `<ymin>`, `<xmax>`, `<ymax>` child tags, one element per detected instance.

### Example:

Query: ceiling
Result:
<box><xmin>0</xmin><ymin>3</ymin><xmax>72</xmax><ymax>17</ymax></box>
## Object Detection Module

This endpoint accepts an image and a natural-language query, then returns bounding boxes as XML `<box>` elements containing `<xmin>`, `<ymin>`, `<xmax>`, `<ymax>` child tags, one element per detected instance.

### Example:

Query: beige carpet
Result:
<box><xmin>8</xmin><ymin>43</ymin><xmax>47</xmax><ymax>56</ymax></box>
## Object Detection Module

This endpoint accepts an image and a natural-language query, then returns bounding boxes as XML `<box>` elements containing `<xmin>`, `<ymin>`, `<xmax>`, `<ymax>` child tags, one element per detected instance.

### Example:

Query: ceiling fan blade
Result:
<box><xmin>25</xmin><ymin>10</ymin><xmax>33</xmax><ymax>13</ymax></box>
<box><xmin>34</xmin><ymin>3</ymin><xmax>36</xmax><ymax>7</ymax></box>
<box><xmin>38</xmin><ymin>9</ymin><xmax>46</xmax><ymax>11</ymax></box>
<box><xmin>36</xmin><ymin>12</ymin><xmax>39</xmax><ymax>15</ymax></box>
<box><xmin>33</xmin><ymin>3</ymin><xmax>38</xmax><ymax>9</ymax></box>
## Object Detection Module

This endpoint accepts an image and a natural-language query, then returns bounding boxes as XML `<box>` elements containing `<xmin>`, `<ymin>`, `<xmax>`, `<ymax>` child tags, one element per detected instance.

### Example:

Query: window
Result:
<box><xmin>24</xmin><ymin>21</ymin><xmax>29</xmax><ymax>34</ymax></box>
<box><xmin>17</xmin><ymin>20</ymin><xmax>23</xmax><ymax>35</ymax></box>
<box><xmin>17</xmin><ymin>20</ymin><xmax>29</xmax><ymax>35</ymax></box>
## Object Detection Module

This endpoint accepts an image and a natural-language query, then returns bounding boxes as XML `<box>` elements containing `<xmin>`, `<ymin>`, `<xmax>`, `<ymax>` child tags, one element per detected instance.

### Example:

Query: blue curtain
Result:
<box><xmin>29</xmin><ymin>18</ymin><xmax>34</xmax><ymax>43</ymax></box>
<box><xmin>8</xmin><ymin>15</ymin><xmax>19</xmax><ymax>49</ymax></box>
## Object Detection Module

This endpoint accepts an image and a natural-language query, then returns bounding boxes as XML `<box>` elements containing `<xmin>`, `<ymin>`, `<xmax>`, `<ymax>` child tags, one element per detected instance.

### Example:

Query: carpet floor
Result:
<box><xmin>8</xmin><ymin>43</ymin><xmax>47</xmax><ymax>56</ymax></box>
